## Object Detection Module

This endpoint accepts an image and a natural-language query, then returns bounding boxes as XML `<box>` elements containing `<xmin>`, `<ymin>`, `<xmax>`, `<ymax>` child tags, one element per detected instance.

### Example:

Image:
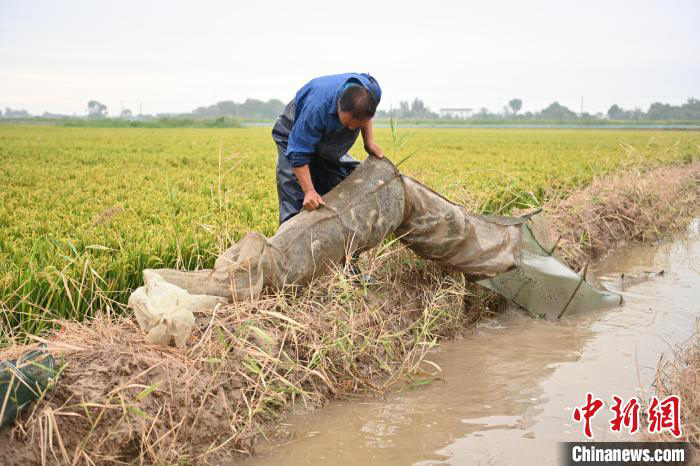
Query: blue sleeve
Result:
<box><xmin>286</xmin><ymin>103</ymin><xmax>324</xmax><ymax>167</ymax></box>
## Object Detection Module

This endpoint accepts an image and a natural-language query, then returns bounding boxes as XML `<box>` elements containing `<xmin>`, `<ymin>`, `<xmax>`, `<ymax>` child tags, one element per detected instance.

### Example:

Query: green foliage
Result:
<box><xmin>86</xmin><ymin>101</ymin><xmax>108</xmax><ymax>118</ymax></box>
<box><xmin>509</xmin><ymin>98</ymin><xmax>523</xmax><ymax>115</ymax></box>
<box><xmin>538</xmin><ymin>102</ymin><xmax>578</xmax><ymax>120</ymax></box>
<box><xmin>0</xmin><ymin>125</ymin><xmax>698</xmax><ymax>340</ymax></box>
<box><xmin>61</xmin><ymin>116</ymin><xmax>242</xmax><ymax>128</ymax></box>
<box><xmin>191</xmin><ymin>98</ymin><xmax>285</xmax><ymax>119</ymax></box>
<box><xmin>609</xmin><ymin>98</ymin><xmax>700</xmax><ymax>121</ymax></box>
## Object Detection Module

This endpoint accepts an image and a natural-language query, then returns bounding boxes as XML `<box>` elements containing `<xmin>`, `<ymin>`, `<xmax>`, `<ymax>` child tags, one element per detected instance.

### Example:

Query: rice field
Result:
<box><xmin>1</xmin><ymin>125</ymin><xmax>698</xmax><ymax>339</ymax></box>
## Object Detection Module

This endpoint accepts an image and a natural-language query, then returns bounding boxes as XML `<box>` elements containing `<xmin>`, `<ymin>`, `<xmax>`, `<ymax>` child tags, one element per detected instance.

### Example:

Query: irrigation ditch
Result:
<box><xmin>245</xmin><ymin>218</ymin><xmax>700</xmax><ymax>465</ymax></box>
<box><xmin>0</xmin><ymin>160</ymin><xmax>699</xmax><ymax>465</ymax></box>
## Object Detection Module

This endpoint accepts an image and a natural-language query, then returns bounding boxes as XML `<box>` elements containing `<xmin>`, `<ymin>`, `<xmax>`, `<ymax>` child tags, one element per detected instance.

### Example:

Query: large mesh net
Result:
<box><xmin>129</xmin><ymin>156</ymin><xmax>621</xmax><ymax>346</ymax></box>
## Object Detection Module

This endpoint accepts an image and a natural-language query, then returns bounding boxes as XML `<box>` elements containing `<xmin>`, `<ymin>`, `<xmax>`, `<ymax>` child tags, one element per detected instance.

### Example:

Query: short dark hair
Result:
<box><xmin>339</xmin><ymin>85</ymin><xmax>378</xmax><ymax>120</ymax></box>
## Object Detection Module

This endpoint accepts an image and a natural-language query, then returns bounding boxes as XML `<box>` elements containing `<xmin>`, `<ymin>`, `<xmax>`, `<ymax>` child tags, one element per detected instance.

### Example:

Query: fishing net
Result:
<box><xmin>477</xmin><ymin>219</ymin><xmax>622</xmax><ymax>320</ymax></box>
<box><xmin>133</xmin><ymin>156</ymin><xmax>621</xmax><ymax>346</ymax></box>
<box><xmin>142</xmin><ymin>156</ymin><xmax>406</xmax><ymax>304</ymax></box>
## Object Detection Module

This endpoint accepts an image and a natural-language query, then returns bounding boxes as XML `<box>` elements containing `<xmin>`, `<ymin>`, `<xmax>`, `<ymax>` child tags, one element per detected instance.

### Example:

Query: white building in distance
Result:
<box><xmin>439</xmin><ymin>108</ymin><xmax>473</xmax><ymax>118</ymax></box>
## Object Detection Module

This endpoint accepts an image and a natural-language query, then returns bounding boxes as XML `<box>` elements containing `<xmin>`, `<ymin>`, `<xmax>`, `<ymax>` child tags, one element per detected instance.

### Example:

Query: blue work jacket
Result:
<box><xmin>286</xmin><ymin>73</ymin><xmax>382</xmax><ymax>167</ymax></box>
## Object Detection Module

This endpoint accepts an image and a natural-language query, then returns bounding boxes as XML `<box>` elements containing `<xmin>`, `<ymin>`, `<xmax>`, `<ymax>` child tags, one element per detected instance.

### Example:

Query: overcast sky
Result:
<box><xmin>1</xmin><ymin>0</ymin><xmax>699</xmax><ymax>116</ymax></box>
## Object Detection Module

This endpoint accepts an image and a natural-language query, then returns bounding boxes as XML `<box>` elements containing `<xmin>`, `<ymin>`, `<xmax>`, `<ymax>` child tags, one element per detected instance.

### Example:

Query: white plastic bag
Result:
<box><xmin>128</xmin><ymin>271</ymin><xmax>225</xmax><ymax>349</ymax></box>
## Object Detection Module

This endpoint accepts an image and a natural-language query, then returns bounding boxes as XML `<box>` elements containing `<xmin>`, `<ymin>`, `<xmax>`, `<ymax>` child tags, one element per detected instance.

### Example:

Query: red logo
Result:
<box><xmin>573</xmin><ymin>392</ymin><xmax>604</xmax><ymax>438</ymax></box>
<box><xmin>609</xmin><ymin>396</ymin><xmax>640</xmax><ymax>434</ymax></box>
<box><xmin>648</xmin><ymin>395</ymin><xmax>682</xmax><ymax>437</ymax></box>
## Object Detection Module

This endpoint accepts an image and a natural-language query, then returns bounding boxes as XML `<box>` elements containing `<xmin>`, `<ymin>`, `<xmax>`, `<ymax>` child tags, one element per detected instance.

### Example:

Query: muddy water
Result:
<box><xmin>245</xmin><ymin>220</ymin><xmax>700</xmax><ymax>465</ymax></box>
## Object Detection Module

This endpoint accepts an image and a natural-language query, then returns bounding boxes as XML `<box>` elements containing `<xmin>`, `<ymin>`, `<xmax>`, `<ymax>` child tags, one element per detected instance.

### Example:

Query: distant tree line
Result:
<box><xmin>375</xmin><ymin>97</ymin><xmax>700</xmax><ymax>121</ymax></box>
<box><xmin>191</xmin><ymin>98</ymin><xmax>285</xmax><ymax>119</ymax></box>
<box><xmin>375</xmin><ymin>98</ymin><xmax>440</xmax><ymax>119</ymax></box>
<box><xmin>2</xmin><ymin>97</ymin><xmax>699</xmax><ymax>122</ymax></box>
<box><xmin>470</xmin><ymin>101</ymin><xmax>584</xmax><ymax>120</ymax></box>
<box><xmin>2</xmin><ymin>107</ymin><xmax>31</xmax><ymax>118</ymax></box>
<box><xmin>372</xmin><ymin>98</ymin><xmax>584</xmax><ymax>120</ymax></box>
<box><xmin>607</xmin><ymin>99</ymin><xmax>700</xmax><ymax>120</ymax></box>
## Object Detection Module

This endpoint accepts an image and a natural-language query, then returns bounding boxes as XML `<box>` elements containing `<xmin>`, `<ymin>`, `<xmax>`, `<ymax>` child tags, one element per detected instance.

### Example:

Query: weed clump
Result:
<box><xmin>650</xmin><ymin>319</ymin><xmax>700</xmax><ymax>456</ymax></box>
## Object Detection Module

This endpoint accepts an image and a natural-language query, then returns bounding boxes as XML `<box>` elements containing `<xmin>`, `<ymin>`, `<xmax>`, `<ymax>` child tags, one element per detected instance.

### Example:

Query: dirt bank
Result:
<box><xmin>1</xmin><ymin>160</ymin><xmax>699</xmax><ymax>465</ymax></box>
<box><xmin>547</xmin><ymin>160</ymin><xmax>700</xmax><ymax>269</ymax></box>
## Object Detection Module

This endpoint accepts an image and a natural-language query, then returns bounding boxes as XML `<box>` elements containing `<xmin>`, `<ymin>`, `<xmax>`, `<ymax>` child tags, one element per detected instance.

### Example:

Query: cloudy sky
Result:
<box><xmin>1</xmin><ymin>0</ymin><xmax>698</xmax><ymax>116</ymax></box>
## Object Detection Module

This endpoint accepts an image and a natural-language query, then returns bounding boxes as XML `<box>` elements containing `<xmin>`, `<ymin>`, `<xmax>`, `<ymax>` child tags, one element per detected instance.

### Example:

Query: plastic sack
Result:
<box><xmin>128</xmin><ymin>271</ymin><xmax>226</xmax><ymax>348</ymax></box>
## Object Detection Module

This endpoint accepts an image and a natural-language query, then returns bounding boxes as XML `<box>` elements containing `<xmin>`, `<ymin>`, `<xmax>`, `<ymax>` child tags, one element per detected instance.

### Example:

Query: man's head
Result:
<box><xmin>337</xmin><ymin>85</ymin><xmax>378</xmax><ymax>130</ymax></box>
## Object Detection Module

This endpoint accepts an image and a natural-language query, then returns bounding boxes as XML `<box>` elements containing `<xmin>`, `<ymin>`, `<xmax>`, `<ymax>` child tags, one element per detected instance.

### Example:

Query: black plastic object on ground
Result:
<box><xmin>0</xmin><ymin>346</ymin><xmax>56</xmax><ymax>427</ymax></box>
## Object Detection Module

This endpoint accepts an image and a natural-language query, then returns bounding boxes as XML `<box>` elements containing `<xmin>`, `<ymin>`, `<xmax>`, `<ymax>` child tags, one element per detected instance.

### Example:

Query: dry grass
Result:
<box><xmin>650</xmin><ymin>319</ymin><xmax>700</xmax><ymax>461</ymax></box>
<box><xmin>546</xmin><ymin>161</ymin><xmax>700</xmax><ymax>269</ymax></box>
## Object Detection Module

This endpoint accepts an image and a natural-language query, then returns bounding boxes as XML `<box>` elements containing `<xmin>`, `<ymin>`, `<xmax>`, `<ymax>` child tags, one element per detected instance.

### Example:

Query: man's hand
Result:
<box><xmin>303</xmin><ymin>190</ymin><xmax>326</xmax><ymax>211</ymax></box>
<box><xmin>361</xmin><ymin>119</ymin><xmax>384</xmax><ymax>158</ymax></box>
<box><xmin>292</xmin><ymin>165</ymin><xmax>325</xmax><ymax>211</ymax></box>
<box><xmin>364</xmin><ymin>141</ymin><xmax>384</xmax><ymax>158</ymax></box>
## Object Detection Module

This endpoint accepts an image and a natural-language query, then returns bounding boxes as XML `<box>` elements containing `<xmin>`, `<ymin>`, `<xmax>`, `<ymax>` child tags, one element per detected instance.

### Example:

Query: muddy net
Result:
<box><xmin>129</xmin><ymin>156</ymin><xmax>621</xmax><ymax>347</ymax></box>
